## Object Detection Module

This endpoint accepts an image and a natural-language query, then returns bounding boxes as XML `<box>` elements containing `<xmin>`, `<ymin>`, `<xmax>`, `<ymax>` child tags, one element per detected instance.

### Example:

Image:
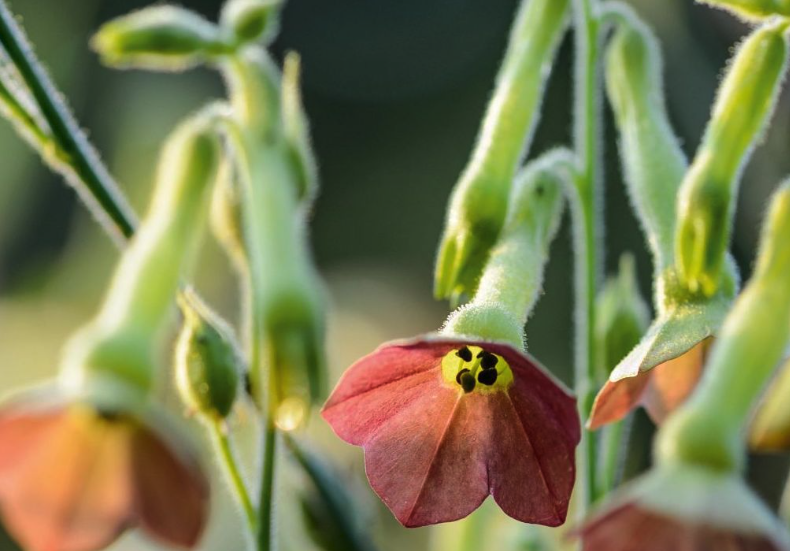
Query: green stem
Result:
<box><xmin>597</xmin><ymin>417</ymin><xmax>629</xmax><ymax>495</ymax></box>
<box><xmin>257</xmin><ymin>417</ymin><xmax>277</xmax><ymax>551</ymax></box>
<box><xmin>208</xmin><ymin>419</ymin><xmax>257</xmax><ymax>537</ymax></box>
<box><xmin>0</xmin><ymin>0</ymin><xmax>136</xmax><ymax>242</ymax></box>
<box><xmin>572</xmin><ymin>0</ymin><xmax>601</xmax><ymax>512</ymax></box>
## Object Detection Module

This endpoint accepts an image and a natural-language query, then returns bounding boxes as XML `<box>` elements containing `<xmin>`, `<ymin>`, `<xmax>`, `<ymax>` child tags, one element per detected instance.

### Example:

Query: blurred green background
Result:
<box><xmin>1</xmin><ymin>0</ymin><xmax>789</xmax><ymax>550</ymax></box>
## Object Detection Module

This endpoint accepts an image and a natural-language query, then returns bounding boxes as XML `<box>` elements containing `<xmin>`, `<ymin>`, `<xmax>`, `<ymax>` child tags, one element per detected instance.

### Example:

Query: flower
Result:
<box><xmin>587</xmin><ymin>265</ymin><xmax>735</xmax><ymax>429</ymax></box>
<box><xmin>576</xmin><ymin>463</ymin><xmax>790</xmax><ymax>551</ymax></box>
<box><xmin>322</xmin><ymin>336</ymin><xmax>580</xmax><ymax>528</ymax></box>
<box><xmin>0</xmin><ymin>386</ymin><xmax>209</xmax><ymax>551</ymax></box>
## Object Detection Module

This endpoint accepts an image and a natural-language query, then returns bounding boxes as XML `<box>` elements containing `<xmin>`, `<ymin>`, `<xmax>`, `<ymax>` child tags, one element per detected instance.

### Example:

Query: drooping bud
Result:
<box><xmin>92</xmin><ymin>6</ymin><xmax>229</xmax><ymax>71</ymax></box>
<box><xmin>697</xmin><ymin>0</ymin><xmax>790</xmax><ymax>20</ymax></box>
<box><xmin>221</xmin><ymin>0</ymin><xmax>281</xmax><ymax>45</ymax></box>
<box><xmin>434</xmin><ymin>0</ymin><xmax>570</xmax><ymax>302</ymax></box>
<box><xmin>175</xmin><ymin>289</ymin><xmax>243</xmax><ymax>420</ymax></box>
<box><xmin>443</xmin><ymin>149</ymin><xmax>569</xmax><ymax>348</ymax></box>
<box><xmin>594</xmin><ymin>254</ymin><xmax>650</xmax><ymax>385</ymax></box>
<box><xmin>281</xmin><ymin>52</ymin><xmax>318</xmax><ymax>203</ymax></box>
<box><xmin>604</xmin><ymin>19</ymin><xmax>687</xmax><ymax>268</ymax></box>
<box><xmin>675</xmin><ymin>21</ymin><xmax>789</xmax><ymax>297</ymax></box>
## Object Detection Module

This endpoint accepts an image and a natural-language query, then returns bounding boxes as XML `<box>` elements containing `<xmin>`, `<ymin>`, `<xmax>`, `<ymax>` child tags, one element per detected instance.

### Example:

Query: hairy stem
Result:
<box><xmin>572</xmin><ymin>0</ymin><xmax>602</xmax><ymax>513</ymax></box>
<box><xmin>0</xmin><ymin>0</ymin><xmax>136</xmax><ymax>242</ymax></box>
<box><xmin>209</xmin><ymin>419</ymin><xmax>257</xmax><ymax>538</ymax></box>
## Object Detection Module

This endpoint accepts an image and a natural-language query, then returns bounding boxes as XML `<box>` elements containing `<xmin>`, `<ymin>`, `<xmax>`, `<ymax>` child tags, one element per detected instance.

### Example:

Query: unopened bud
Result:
<box><xmin>210</xmin><ymin>160</ymin><xmax>248</xmax><ymax>271</ymax></box>
<box><xmin>698</xmin><ymin>0</ymin><xmax>790</xmax><ymax>20</ymax></box>
<box><xmin>221</xmin><ymin>0</ymin><xmax>281</xmax><ymax>45</ymax></box>
<box><xmin>675</xmin><ymin>21</ymin><xmax>789</xmax><ymax>296</ymax></box>
<box><xmin>92</xmin><ymin>6</ymin><xmax>228</xmax><ymax>71</ymax></box>
<box><xmin>282</xmin><ymin>52</ymin><xmax>318</xmax><ymax>203</ymax></box>
<box><xmin>175</xmin><ymin>290</ymin><xmax>243</xmax><ymax>420</ymax></box>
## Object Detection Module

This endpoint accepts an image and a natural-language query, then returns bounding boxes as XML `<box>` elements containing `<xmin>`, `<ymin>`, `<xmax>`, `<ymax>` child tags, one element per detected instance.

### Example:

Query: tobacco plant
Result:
<box><xmin>1</xmin><ymin>0</ymin><xmax>790</xmax><ymax>550</ymax></box>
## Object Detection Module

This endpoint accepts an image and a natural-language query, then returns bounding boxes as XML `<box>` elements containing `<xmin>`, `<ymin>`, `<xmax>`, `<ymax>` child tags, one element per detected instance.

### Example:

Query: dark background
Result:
<box><xmin>0</xmin><ymin>1</ymin><xmax>788</xmax><ymax>550</ymax></box>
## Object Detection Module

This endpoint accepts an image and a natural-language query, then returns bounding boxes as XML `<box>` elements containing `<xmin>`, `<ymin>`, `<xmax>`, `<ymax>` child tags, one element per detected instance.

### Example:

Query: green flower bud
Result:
<box><xmin>221</xmin><ymin>0</ymin><xmax>281</xmax><ymax>45</ymax></box>
<box><xmin>658</xmin><ymin>181</ymin><xmax>790</xmax><ymax>471</ymax></box>
<box><xmin>282</xmin><ymin>52</ymin><xmax>318</xmax><ymax>203</ymax></box>
<box><xmin>698</xmin><ymin>0</ymin><xmax>790</xmax><ymax>20</ymax></box>
<box><xmin>594</xmin><ymin>254</ymin><xmax>650</xmax><ymax>384</ymax></box>
<box><xmin>443</xmin><ymin>150</ymin><xmax>570</xmax><ymax>348</ymax></box>
<box><xmin>223</xmin><ymin>47</ymin><xmax>282</xmax><ymax>140</ymax></box>
<box><xmin>605</xmin><ymin>19</ymin><xmax>687</xmax><ymax>268</ymax></box>
<box><xmin>675</xmin><ymin>21</ymin><xmax>789</xmax><ymax>297</ymax></box>
<box><xmin>175</xmin><ymin>289</ymin><xmax>243</xmax><ymax>420</ymax></box>
<box><xmin>434</xmin><ymin>0</ymin><xmax>570</xmax><ymax>302</ymax></box>
<box><xmin>92</xmin><ymin>6</ymin><xmax>229</xmax><ymax>71</ymax></box>
<box><xmin>61</xmin><ymin>108</ymin><xmax>222</xmax><ymax>394</ymax></box>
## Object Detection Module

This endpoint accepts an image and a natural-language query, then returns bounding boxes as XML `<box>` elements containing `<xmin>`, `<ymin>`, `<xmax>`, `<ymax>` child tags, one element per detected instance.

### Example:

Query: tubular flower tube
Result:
<box><xmin>697</xmin><ymin>0</ymin><xmax>790</xmax><ymax>20</ymax></box>
<box><xmin>222</xmin><ymin>46</ymin><xmax>326</xmax><ymax>425</ymax></box>
<box><xmin>675</xmin><ymin>20</ymin><xmax>789</xmax><ymax>297</ymax></box>
<box><xmin>434</xmin><ymin>0</ymin><xmax>570</xmax><ymax>303</ymax></box>
<box><xmin>578</xmin><ymin>182</ymin><xmax>790</xmax><ymax>551</ymax></box>
<box><xmin>323</xmin><ymin>153</ymin><xmax>581</xmax><ymax>528</ymax></box>
<box><xmin>0</xmin><ymin>110</ymin><xmax>221</xmax><ymax>551</ymax></box>
<box><xmin>589</xmin><ymin>16</ymin><xmax>738</xmax><ymax>430</ymax></box>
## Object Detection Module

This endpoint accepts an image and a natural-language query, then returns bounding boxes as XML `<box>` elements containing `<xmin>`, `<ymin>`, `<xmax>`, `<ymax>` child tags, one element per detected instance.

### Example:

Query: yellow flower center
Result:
<box><xmin>441</xmin><ymin>345</ymin><xmax>513</xmax><ymax>394</ymax></box>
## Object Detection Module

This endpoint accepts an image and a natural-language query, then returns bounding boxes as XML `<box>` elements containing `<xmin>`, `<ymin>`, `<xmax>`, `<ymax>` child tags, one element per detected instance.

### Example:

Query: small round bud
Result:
<box><xmin>92</xmin><ymin>6</ymin><xmax>228</xmax><ymax>71</ymax></box>
<box><xmin>175</xmin><ymin>290</ymin><xmax>243</xmax><ymax>420</ymax></box>
<box><xmin>221</xmin><ymin>0</ymin><xmax>282</xmax><ymax>45</ymax></box>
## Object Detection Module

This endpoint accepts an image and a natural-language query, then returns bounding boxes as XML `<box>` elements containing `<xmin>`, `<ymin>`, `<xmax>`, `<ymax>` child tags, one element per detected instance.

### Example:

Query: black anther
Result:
<box><xmin>480</xmin><ymin>352</ymin><xmax>498</xmax><ymax>370</ymax></box>
<box><xmin>456</xmin><ymin>346</ymin><xmax>473</xmax><ymax>362</ymax></box>
<box><xmin>460</xmin><ymin>372</ymin><xmax>477</xmax><ymax>393</ymax></box>
<box><xmin>477</xmin><ymin>369</ymin><xmax>498</xmax><ymax>386</ymax></box>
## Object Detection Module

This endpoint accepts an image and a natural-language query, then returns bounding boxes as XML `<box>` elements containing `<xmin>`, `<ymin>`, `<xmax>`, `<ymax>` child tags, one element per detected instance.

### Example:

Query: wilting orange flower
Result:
<box><xmin>322</xmin><ymin>336</ymin><xmax>580</xmax><ymax>528</ymax></box>
<box><xmin>0</xmin><ymin>387</ymin><xmax>208</xmax><ymax>551</ymax></box>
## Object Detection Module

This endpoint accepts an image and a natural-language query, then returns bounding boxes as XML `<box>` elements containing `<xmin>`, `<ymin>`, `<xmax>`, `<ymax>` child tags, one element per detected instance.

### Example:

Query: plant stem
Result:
<box><xmin>0</xmin><ymin>0</ymin><xmax>136</xmax><ymax>242</ymax></box>
<box><xmin>257</xmin><ymin>418</ymin><xmax>277</xmax><ymax>551</ymax></box>
<box><xmin>572</xmin><ymin>0</ymin><xmax>602</xmax><ymax>513</ymax></box>
<box><xmin>208</xmin><ymin>419</ymin><xmax>257</xmax><ymax>538</ymax></box>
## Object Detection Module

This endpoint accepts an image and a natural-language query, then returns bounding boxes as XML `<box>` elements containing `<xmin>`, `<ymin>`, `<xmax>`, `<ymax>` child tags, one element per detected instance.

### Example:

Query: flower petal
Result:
<box><xmin>641</xmin><ymin>340</ymin><xmax>708</xmax><ymax>424</ymax></box>
<box><xmin>580</xmin><ymin>504</ymin><xmax>782</xmax><ymax>551</ymax></box>
<box><xmin>132</xmin><ymin>424</ymin><xmax>209</xmax><ymax>548</ymax></box>
<box><xmin>0</xmin><ymin>407</ymin><xmax>134</xmax><ymax>551</ymax></box>
<box><xmin>323</xmin><ymin>338</ymin><xmax>580</xmax><ymax>528</ymax></box>
<box><xmin>0</xmin><ymin>399</ymin><xmax>66</xmax><ymax>484</ymax></box>
<box><xmin>322</xmin><ymin>340</ymin><xmax>456</xmax><ymax>444</ymax></box>
<box><xmin>588</xmin><ymin>374</ymin><xmax>650</xmax><ymax>430</ymax></box>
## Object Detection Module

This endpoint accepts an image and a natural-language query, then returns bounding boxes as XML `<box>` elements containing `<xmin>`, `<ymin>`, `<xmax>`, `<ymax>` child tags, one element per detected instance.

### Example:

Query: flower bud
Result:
<box><xmin>434</xmin><ymin>0</ymin><xmax>570</xmax><ymax>302</ymax></box>
<box><xmin>659</xmin><ymin>182</ymin><xmax>790</xmax><ymax>470</ymax></box>
<box><xmin>282</xmin><ymin>52</ymin><xmax>318</xmax><ymax>203</ymax></box>
<box><xmin>175</xmin><ymin>289</ymin><xmax>243</xmax><ymax>420</ymax></box>
<box><xmin>698</xmin><ymin>0</ymin><xmax>790</xmax><ymax>20</ymax></box>
<box><xmin>675</xmin><ymin>21</ymin><xmax>789</xmax><ymax>296</ymax></box>
<box><xmin>92</xmin><ymin>6</ymin><xmax>228</xmax><ymax>71</ymax></box>
<box><xmin>443</xmin><ymin>150</ymin><xmax>568</xmax><ymax>348</ymax></box>
<box><xmin>221</xmin><ymin>0</ymin><xmax>281</xmax><ymax>45</ymax></box>
<box><xmin>594</xmin><ymin>255</ymin><xmax>650</xmax><ymax>384</ymax></box>
<box><xmin>605</xmin><ymin>20</ymin><xmax>687</xmax><ymax>268</ymax></box>
<box><xmin>62</xmin><ymin>108</ymin><xmax>222</xmax><ymax>393</ymax></box>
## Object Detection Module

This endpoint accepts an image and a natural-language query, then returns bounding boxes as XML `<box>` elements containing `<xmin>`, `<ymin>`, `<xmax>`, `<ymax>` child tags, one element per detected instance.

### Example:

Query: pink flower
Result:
<box><xmin>0</xmin><ymin>387</ymin><xmax>209</xmax><ymax>551</ymax></box>
<box><xmin>322</xmin><ymin>336</ymin><xmax>580</xmax><ymax>528</ymax></box>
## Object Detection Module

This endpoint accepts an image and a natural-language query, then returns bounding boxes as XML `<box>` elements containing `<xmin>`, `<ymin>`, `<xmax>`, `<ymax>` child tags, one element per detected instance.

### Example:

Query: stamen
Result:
<box><xmin>477</xmin><ymin>369</ymin><xmax>498</xmax><ymax>386</ymax></box>
<box><xmin>456</xmin><ymin>346</ymin><xmax>473</xmax><ymax>362</ymax></box>
<box><xmin>459</xmin><ymin>371</ymin><xmax>476</xmax><ymax>393</ymax></box>
<box><xmin>455</xmin><ymin>368</ymin><xmax>470</xmax><ymax>385</ymax></box>
<box><xmin>480</xmin><ymin>351</ymin><xmax>498</xmax><ymax>370</ymax></box>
